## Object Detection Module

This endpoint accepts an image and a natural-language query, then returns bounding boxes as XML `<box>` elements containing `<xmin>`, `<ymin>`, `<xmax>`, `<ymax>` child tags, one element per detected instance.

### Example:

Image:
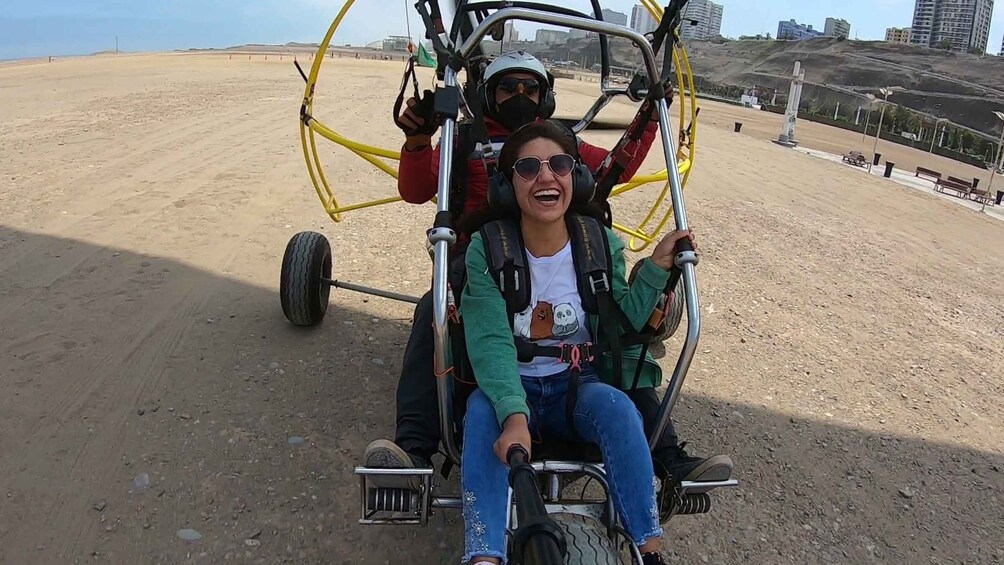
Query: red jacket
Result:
<box><xmin>397</xmin><ymin>116</ymin><xmax>658</xmax><ymax>236</ymax></box>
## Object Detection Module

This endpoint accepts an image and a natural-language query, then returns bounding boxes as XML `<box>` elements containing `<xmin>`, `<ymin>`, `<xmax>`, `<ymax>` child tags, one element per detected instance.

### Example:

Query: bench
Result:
<box><xmin>842</xmin><ymin>151</ymin><xmax>867</xmax><ymax>167</ymax></box>
<box><xmin>947</xmin><ymin>175</ymin><xmax>974</xmax><ymax>188</ymax></box>
<box><xmin>970</xmin><ymin>187</ymin><xmax>995</xmax><ymax>206</ymax></box>
<box><xmin>915</xmin><ymin>166</ymin><xmax>942</xmax><ymax>182</ymax></box>
<box><xmin>934</xmin><ymin>178</ymin><xmax>972</xmax><ymax>199</ymax></box>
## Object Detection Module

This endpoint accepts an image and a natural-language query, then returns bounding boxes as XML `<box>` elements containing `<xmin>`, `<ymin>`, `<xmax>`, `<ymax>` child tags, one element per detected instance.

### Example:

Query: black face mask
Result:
<box><xmin>494</xmin><ymin>94</ymin><xmax>539</xmax><ymax>132</ymax></box>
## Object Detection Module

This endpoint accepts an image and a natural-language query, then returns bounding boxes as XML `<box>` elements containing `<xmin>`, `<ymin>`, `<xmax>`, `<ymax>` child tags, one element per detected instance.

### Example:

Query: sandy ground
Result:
<box><xmin>1</xmin><ymin>52</ymin><xmax>1003</xmax><ymax>564</ymax></box>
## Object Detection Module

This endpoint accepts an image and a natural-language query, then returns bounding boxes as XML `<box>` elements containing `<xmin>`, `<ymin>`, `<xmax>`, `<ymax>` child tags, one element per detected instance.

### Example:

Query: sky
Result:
<box><xmin>3</xmin><ymin>0</ymin><xmax>1004</xmax><ymax>61</ymax></box>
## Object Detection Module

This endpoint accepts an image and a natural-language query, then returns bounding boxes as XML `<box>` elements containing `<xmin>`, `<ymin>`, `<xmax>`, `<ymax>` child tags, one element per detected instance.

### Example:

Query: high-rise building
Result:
<box><xmin>885</xmin><ymin>27</ymin><xmax>913</xmax><ymax>43</ymax></box>
<box><xmin>679</xmin><ymin>0</ymin><xmax>724</xmax><ymax>41</ymax></box>
<box><xmin>909</xmin><ymin>0</ymin><xmax>993</xmax><ymax>53</ymax></box>
<box><xmin>777</xmin><ymin>19</ymin><xmax>822</xmax><ymax>40</ymax></box>
<box><xmin>534</xmin><ymin>29</ymin><xmax>569</xmax><ymax>45</ymax></box>
<box><xmin>630</xmin><ymin>4</ymin><xmax>659</xmax><ymax>34</ymax></box>
<box><xmin>601</xmin><ymin>8</ymin><xmax>629</xmax><ymax>26</ymax></box>
<box><xmin>824</xmin><ymin>17</ymin><xmax>851</xmax><ymax>38</ymax></box>
<box><xmin>502</xmin><ymin>21</ymin><xmax>520</xmax><ymax>45</ymax></box>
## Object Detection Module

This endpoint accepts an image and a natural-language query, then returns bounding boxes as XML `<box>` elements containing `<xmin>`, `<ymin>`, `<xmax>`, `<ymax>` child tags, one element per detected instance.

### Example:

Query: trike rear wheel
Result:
<box><xmin>280</xmin><ymin>231</ymin><xmax>332</xmax><ymax>326</ymax></box>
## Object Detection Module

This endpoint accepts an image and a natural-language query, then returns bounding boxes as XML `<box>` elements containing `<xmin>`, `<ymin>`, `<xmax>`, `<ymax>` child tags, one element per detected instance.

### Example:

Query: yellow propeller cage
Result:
<box><xmin>299</xmin><ymin>0</ymin><xmax>699</xmax><ymax>252</ymax></box>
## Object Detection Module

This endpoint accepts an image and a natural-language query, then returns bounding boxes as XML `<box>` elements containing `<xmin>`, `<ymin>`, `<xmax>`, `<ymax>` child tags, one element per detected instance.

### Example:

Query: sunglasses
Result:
<box><xmin>512</xmin><ymin>154</ymin><xmax>575</xmax><ymax>181</ymax></box>
<box><xmin>496</xmin><ymin>76</ymin><xmax>541</xmax><ymax>96</ymax></box>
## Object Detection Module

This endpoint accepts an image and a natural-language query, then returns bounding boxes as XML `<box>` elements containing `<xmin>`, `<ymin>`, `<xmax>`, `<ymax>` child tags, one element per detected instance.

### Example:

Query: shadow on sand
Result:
<box><xmin>0</xmin><ymin>226</ymin><xmax>1001</xmax><ymax>564</ymax></box>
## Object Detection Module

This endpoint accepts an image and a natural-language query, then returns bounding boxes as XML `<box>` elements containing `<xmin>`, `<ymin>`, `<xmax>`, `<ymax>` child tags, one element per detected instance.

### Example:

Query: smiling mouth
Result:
<box><xmin>533</xmin><ymin>189</ymin><xmax>560</xmax><ymax>204</ymax></box>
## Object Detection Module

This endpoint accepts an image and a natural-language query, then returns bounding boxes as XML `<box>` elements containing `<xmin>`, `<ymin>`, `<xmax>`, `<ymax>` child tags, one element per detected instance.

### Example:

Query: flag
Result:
<box><xmin>415</xmin><ymin>42</ymin><xmax>435</xmax><ymax>67</ymax></box>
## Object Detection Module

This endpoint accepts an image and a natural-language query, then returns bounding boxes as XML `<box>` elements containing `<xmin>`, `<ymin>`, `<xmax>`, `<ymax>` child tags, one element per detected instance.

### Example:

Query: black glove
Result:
<box><xmin>394</xmin><ymin>89</ymin><xmax>439</xmax><ymax>137</ymax></box>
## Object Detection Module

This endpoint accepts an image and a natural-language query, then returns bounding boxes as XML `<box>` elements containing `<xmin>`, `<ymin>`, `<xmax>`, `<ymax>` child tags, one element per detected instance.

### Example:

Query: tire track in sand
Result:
<box><xmin>0</xmin><ymin>97</ymin><xmax>308</xmax><ymax>562</ymax></box>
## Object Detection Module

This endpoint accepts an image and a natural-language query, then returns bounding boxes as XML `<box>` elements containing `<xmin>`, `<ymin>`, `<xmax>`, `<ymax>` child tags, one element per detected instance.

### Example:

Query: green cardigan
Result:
<box><xmin>460</xmin><ymin>226</ymin><xmax>671</xmax><ymax>428</ymax></box>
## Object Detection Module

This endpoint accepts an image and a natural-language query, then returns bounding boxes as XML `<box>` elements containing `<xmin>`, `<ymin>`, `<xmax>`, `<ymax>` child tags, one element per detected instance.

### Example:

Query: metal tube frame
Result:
<box><xmin>431</xmin><ymin>4</ymin><xmax>699</xmax><ymax>464</ymax></box>
<box><xmin>325</xmin><ymin>279</ymin><xmax>421</xmax><ymax>304</ymax></box>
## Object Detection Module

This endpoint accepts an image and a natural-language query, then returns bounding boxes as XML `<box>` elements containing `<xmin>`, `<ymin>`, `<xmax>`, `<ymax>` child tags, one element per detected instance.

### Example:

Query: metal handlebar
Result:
<box><xmin>507</xmin><ymin>446</ymin><xmax>566</xmax><ymax>565</ymax></box>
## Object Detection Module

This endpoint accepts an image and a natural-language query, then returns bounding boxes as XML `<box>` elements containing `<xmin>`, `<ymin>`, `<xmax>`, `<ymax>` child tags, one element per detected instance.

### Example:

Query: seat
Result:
<box><xmin>532</xmin><ymin>439</ymin><xmax>603</xmax><ymax>463</ymax></box>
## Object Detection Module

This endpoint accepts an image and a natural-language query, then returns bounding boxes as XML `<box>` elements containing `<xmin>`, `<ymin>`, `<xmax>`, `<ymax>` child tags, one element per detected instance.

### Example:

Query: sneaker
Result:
<box><xmin>667</xmin><ymin>453</ymin><xmax>734</xmax><ymax>484</ymax></box>
<box><xmin>659</xmin><ymin>442</ymin><xmax>733</xmax><ymax>484</ymax></box>
<box><xmin>641</xmin><ymin>551</ymin><xmax>667</xmax><ymax>565</ymax></box>
<box><xmin>363</xmin><ymin>439</ymin><xmax>428</xmax><ymax>491</ymax></box>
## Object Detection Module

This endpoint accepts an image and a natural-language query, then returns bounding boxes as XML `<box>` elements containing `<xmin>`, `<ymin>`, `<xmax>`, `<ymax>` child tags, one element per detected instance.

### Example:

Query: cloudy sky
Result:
<box><xmin>2</xmin><ymin>0</ymin><xmax>1002</xmax><ymax>60</ymax></box>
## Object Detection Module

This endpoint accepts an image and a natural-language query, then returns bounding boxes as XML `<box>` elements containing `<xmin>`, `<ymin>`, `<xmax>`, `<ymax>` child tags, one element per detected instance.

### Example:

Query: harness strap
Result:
<box><xmin>393</xmin><ymin>56</ymin><xmax>437</xmax><ymax>137</ymax></box>
<box><xmin>566</xmin><ymin>345</ymin><xmax>583</xmax><ymax>440</ymax></box>
<box><xmin>592</xmin><ymin>103</ymin><xmax>657</xmax><ymax>226</ymax></box>
<box><xmin>466</xmin><ymin>75</ymin><xmax>495</xmax><ymax>179</ymax></box>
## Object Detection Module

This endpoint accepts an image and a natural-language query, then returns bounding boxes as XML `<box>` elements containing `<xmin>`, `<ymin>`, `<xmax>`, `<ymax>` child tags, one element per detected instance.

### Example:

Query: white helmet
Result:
<box><xmin>482</xmin><ymin>50</ymin><xmax>549</xmax><ymax>88</ymax></box>
<box><xmin>479</xmin><ymin>51</ymin><xmax>555</xmax><ymax>122</ymax></box>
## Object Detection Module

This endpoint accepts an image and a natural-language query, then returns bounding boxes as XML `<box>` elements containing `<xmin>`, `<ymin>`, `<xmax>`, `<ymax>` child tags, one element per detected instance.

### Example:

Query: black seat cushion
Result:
<box><xmin>531</xmin><ymin>440</ymin><xmax>603</xmax><ymax>463</ymax></box>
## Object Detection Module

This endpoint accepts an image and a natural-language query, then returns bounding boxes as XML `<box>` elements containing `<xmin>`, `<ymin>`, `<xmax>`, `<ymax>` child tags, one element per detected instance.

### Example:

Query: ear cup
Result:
<box><xmin>537</xmin><ymin>89</ymin><xmax>556</xmax><ymax>119</ymax></box>
<box><xmin>536</xmin><ymin>71</ymin><xmax>556</xmax><ymax>118</ymax></box>
<box><xmin>571</xmin><ymin>163</ymin><xmax>595</xmax><ymax>206</ymax></box>
<box><xmin>488</xmin><ymin>171</ymin><xmax>519</xmax><ymax>214</ymax></box>
<box><xmin>477</xmin><ymin>83</ymin><xmax>494</xmax><ymax>116</ymax></box>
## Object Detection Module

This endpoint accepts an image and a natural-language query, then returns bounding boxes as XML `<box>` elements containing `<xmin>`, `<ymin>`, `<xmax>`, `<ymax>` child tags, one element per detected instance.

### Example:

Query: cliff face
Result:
<box><xmin>533</xmin><ymin>36</ymin><xmax>1004</xmax><ymax>136</ymax></box>
<box><xmin>680</xmin><ymin>37</ymin><xmax>1004</xmax><ymax>135</ymax></box>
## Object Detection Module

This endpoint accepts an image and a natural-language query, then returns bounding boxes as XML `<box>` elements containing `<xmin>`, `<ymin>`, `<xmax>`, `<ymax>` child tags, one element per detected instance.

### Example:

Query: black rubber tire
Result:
<box><xmin>628</xmin><ymin>260</ymin><xmax>685</xmax><ymax>341</ymax></box>
<box><xmin>280</xmin><ymin>231</ymin><xmax>332</xmax><ymax>327</ymax></box>
<box><xmin>551</xmin><ymin>514</ymin><xmax>623</xmax><ymax>565</ymax></box>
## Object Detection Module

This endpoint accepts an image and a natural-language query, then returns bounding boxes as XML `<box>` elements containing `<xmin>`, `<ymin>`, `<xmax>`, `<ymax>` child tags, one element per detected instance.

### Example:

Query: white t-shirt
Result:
<box><xmin>513</xmin><ymin>241</ymin><xmax>593</xmax><ymax>377</ymax></box>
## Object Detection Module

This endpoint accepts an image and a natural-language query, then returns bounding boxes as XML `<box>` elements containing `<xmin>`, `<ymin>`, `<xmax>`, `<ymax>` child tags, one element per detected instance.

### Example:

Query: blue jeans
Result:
<box><xmin>461</xmin><ymin>365</ymin><xmax>662</xmax><ymax>563</ymax></box>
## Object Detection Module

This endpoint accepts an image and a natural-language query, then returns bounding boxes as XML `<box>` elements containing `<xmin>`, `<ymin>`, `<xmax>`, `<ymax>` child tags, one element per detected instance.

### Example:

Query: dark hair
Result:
<box><xmin>496</xmin><ymin>120</ymin><xmax>579</xmax><ymax>183</ymax></box>
<box><xmin>458</xmin><ymin>119</ymin><xmax>605</xmax><ymax>236</ymax></box>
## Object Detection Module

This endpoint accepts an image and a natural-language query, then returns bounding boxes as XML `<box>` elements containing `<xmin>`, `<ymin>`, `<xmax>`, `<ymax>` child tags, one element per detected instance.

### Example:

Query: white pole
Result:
<box><xmin>997</xmin><ymin>127</ymin><xmax>1004</xmax><ymax>172</ymax></box>
<box><xmin>869</xmin><ymin>97</ymin><xmax>889</xmax><ymax>173</ymax></box>
<box><xmin>834</xmin><ymin>102</ymin><xmax>840</xmax><ymax>120</ymax></box>
<box><xmin>775</xmin><ymin>61</ymin><xmax>802</xmax><ymax>146</ymax></box>
<box><xmin>986</xmin><ymin>128</ymin><xmax>1004</xmax><ymax>212</ymax></box>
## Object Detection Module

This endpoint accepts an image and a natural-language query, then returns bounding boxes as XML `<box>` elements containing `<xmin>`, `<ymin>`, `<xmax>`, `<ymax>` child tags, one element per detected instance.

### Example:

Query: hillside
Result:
<box><xmin>675</xmin><ymin>37</ymin><xmax>1004</xmax><ymax>136</ymax></box>
<box><xmin>536</xmin><ymin>36</ymin><xmax>1004</xmax><ymax>136</ymax></box>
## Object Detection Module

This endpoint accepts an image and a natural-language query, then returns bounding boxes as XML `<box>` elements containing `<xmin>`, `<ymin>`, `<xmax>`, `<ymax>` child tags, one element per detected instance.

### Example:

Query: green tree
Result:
<box><xmin>936</xmin><ymin>38</ymin><xmax>953</xmax><ymax>50</ymax></box>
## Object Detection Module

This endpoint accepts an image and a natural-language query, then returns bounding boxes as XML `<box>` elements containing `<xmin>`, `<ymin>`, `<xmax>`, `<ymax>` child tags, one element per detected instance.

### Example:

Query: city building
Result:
<box><xmin>630</xmin><ymin>4</ymin><xmax>659</xmax><ymax>34</ymax></box>
<box><xmin>569</xmin><ymin>28</ymin><xmax>589</xmax><ymax>39</ymax></box>
<box><xmin>777</xmin><ymin>19</ymin><xmax>822</xmax><ymax>40</ymax></box>
<box><xmin>382</xmin><ymin>36</ymin><xmax>411</xmax><ymax>52</ymax></box>
<box><xmin>601</xmin><ymin>8</ymin><xmax>629</xmax><ymax>26</ymax></box>
<box><xmin>502</xmin><ymin>21</ymin><xmax>519</xmax><ymax>45</ymax></box>
<box><xmin>535</xmin><ymin>29</ymin><xmax>570</xmax><ymax>45</ymax></box>
<box><xmin>909</xmin><ymin>0</ymin><xmax>993</xmax><ymax>53</ymax></box>
<box><xmin>679</xmin><ymin>0</ymin><xmax>724</xmax><ymax>41</ymax></box>
<box><xmin>885</xmin><ymin>26</ymin><xmax>912</xmax><ymax>43</ymax></box>
<box><xmin>824</xmin><ymin>17</ymin><xmax>851</xmax><ymax>38</ymax></box>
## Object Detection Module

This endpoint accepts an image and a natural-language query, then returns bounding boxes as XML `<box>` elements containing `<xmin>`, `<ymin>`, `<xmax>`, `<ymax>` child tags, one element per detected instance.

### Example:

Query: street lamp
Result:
<box><xmin>930</xmin><ymin>117</ymin><xmax>946</xmax><ymax>153</ymax></box>
<box><xmin>860</xmin><ymin>97</ymin><xmax>876</xmax><ymax>147</ymax></box>
<box><xmin>868</xmin><ymin>87</ymin><xmax>903</xmax><ymax>173</ymax></box>
<box><xmin>982</xmin><ymin>111</ymin><xmax>1004</xmax><ymax>213</ymax></box>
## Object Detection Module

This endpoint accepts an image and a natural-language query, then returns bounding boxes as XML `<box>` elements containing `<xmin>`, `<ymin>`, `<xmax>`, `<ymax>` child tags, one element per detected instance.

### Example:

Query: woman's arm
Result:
<box><xmin>606</xmin><ymin>228</ymin><xmax>670</xmax><ymax>331</ymax></box>
<box><xmin>460</xmin><ymin>233</ymin><xmax>530</xmax><ymax>428</ymax></box>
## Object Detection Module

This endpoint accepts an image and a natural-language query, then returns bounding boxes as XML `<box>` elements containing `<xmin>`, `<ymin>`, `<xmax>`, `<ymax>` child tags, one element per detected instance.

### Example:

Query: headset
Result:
<box><xmin>488</xmin><ymin>120</ymin><xmax>595</xmax><ymax>214</ymax></box>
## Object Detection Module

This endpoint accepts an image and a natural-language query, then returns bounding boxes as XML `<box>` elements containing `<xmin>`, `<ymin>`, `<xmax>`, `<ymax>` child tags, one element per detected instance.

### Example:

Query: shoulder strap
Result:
<box><xmin>479</xmin><ymin>219</ymin><xmax>531</xmax><ymax>322</ymax></box>
<box><xmin>565</xmin><ymin>214</ymin><xmax>612</xmax><ymax>315</ymax></box>
<box><xmin>566</xmin><ymin>214</ymin><xmax>657</xmax><ymax>390</ymax></box>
